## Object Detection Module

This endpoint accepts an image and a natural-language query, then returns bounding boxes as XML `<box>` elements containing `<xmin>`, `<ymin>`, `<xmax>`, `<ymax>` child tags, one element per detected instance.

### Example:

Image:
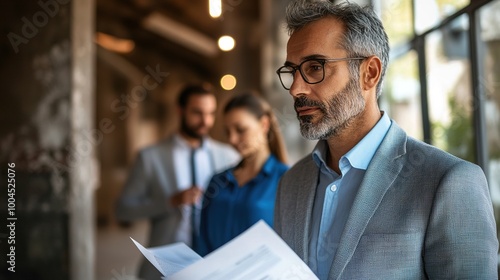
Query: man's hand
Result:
<box><xmin>169</xmin><ymin>186</ymin><xmax>202</xmax><ymax>207</ymax></box>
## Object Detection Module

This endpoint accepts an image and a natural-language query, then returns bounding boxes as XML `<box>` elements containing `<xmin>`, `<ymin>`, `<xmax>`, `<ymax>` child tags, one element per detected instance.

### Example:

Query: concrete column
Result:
<box><xmin>69</xmin><ymin>0</ymin><xmax>97</xmax><ymax>279</ymax></box>
<box><xmin>0</xmin><ymin>0</ymin><xmax>96</xmax><ymax>279</ymax></box>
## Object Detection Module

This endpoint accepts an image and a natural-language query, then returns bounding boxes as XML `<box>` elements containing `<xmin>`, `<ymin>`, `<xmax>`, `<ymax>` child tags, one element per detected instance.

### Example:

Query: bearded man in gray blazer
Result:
<box><xmin>116</xmin><ymin>83</ymin><xmax>239</xmax><ymax>279</ymax></box>
<box><xmin>274</xmin><ymin>1</ymin><xmax>498</xmax><ymax>279</ymax></box>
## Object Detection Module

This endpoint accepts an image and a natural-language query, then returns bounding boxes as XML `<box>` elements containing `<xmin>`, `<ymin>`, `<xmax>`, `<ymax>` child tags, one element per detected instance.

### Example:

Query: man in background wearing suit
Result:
<box><xmin>116</xmin><ymin>83</ymin><xmax>239</xmax><ymax>280</ymax></box>
<box><xmin>274</xmin><ymin>1</ymin><xmax>498</xmax><ymax>279</ymax></box>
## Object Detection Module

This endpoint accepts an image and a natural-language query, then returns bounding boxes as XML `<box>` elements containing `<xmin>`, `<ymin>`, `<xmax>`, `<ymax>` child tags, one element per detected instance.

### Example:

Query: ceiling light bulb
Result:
<box><xmin>218</xmin><ymin>35</ymin><xmax>235</xmax><ymax>51</ymax></box>
<box><xmin>221</xmin><ymin>74</ymin><xmax>237</xmax><ymax>90</ymax></box>
<box><xmin>209</xmin><ymin>0</ymin><xmax>222</xmax><ymax>18</ymax></box>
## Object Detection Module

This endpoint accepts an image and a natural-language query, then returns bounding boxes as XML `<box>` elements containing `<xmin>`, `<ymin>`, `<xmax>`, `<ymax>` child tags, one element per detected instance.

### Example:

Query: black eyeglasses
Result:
<box><xmin>276</xmin><ymin>57</ymin><xmax>367</xmax><ymax>90</ymax></box>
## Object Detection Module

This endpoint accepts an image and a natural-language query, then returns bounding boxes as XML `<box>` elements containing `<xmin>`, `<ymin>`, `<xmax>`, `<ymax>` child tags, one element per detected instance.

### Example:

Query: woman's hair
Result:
<box><xmin>223</xmin><ymin>92</ymin><xmax>288</xmax><ymax>164</ymax></box>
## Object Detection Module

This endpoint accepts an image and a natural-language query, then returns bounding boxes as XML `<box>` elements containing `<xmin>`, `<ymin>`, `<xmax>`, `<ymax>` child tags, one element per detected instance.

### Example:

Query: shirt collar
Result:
<box><xmin>235</xmin><ymin>154</ymin><xmax>278</xmax><ymax>176</ymax></box>
<box><xmin>346</xmin><ymin>112</ymin><xmax>391</xmax><ymax>170</ymax></box>
<box><xmin>312</xmin><ymin>140</ymin><xmax>329</xmax><ymax>169</ymax></box>
<box><xmin>261</xmin><ymin>154</ymin><xmax>278</xmax><ymax>176</ymax></box>
<box><xmin>312</xmin><ymin>112</ymin><xmax>391</xmax><ymax>172</ymax></box>
<box><xmin>225</xmin><ymin>154</ymin><xmax>278</xmax><ymax>182</ymax></box>
<box><xmin>173</xmin><ymin>133</ymin><xmax>210</xmax><ymax>150</ymax></box>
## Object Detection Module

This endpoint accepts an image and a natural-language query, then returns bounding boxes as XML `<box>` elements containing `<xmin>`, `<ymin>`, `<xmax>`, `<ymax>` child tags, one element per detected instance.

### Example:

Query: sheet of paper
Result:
<box><xmin>130</xmin><ymin>238</ymin><xmax>202</xmax><ymax>277</ymax></box>
<box><xmin>168</xmin><ymin>220</ymin><xmax>318</xmax><ymax>280</ymax></box>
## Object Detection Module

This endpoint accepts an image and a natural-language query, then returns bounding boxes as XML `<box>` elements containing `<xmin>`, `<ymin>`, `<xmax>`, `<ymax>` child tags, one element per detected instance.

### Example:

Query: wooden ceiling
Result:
<box><xmin>95</xmin><ymin>0</ymin><xmax>261</xmax><ymax>77</ymax></box>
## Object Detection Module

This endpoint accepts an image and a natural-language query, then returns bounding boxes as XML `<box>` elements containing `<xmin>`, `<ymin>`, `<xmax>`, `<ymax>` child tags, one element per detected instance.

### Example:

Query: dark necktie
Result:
<box><xmin>190</xmin><ymin>148</ymin><xmax>198</xmax><ymax>249</ymax></box>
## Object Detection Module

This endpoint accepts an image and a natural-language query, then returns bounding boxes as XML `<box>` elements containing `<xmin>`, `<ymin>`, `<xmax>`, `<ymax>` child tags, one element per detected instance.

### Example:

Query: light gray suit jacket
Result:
<box><xmin>275</xmin><ymin>122</ymin><xmax>498</xmax><ymax>279</ymax></box>
<box><xmin>116</xmin><ymin>135</ymin><xmax>239</xmax><ymax>279</ymax></box>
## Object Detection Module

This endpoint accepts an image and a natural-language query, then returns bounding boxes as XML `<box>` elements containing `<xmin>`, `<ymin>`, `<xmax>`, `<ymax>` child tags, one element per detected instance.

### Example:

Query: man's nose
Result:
<box><xmin>201</xmin><ymin>115</ymin><xmax>213</xmax><ymax>126</ymax></box>
<box><xmin>289</xmin><ymin>71</ymin><xmax>309</xmax><ymax>97</ymax></box>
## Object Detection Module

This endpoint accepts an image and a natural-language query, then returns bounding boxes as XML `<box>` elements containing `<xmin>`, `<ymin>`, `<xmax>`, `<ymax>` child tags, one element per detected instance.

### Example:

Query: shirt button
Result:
<box><xmin>331</xmin><ymin>184</ymin><xmax>337</xmax><ymax>192</ymax></box>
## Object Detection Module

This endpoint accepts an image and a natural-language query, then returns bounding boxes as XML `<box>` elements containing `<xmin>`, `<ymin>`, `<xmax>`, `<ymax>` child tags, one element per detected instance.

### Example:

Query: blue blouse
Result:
<box><xmin>197</xmin><ymin>155</ymin><xmax>288</xmax><ymax>256</ymax></box>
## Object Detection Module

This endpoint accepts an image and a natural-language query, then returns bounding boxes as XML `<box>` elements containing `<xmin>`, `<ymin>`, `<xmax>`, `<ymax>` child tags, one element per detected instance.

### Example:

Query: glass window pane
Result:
<box><xmin>415</xmin><ymin>0</ymin><xmax>470</xmax><ymax>34</ymax></box>
<box><xmin>435</xmin><ymin>0</ymin><xmax>469</xmax><ymax>15</ymax></box>
<box><xmin>479</xmin><ymin>0</ymin><xmax>500</xmax><ymax>252</ymax></box>
<box><xmin>378</xmin><ymin>0</ymin><xmax>414</xmax><ymax>47</ymax></box>
<box><xmin>380</xmin><ymin>51</ymin><xmax>422</xmax><ymax>140</ymax></box>
<box><xmin>425</xmin><ymin>14</ymin><xmax>476</xmax><ymax>162</ymax></box>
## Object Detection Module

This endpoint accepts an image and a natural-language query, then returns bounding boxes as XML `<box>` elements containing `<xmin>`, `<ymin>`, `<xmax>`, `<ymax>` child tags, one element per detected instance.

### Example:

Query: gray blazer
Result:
<box><xmin>116</xmin><ymin>135</ymin><xmax>239</xmax><ymax>279</ymax></box>
<box><xmin>275</xmin><ymin>122</ymin><xmax>498</xmax><ymax>279</ymax></box>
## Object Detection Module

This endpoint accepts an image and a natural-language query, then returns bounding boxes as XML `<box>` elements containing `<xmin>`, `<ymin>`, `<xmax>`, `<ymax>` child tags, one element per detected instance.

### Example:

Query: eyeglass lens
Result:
<box><xmin>278</xmin><ymin>60</ymin><xmax>325</xmax><ymax>90</ymax></box>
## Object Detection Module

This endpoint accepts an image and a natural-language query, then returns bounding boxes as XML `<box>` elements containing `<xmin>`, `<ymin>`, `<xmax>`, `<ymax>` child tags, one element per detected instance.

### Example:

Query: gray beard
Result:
<box><xmin>298</xmin><ymin>77</ymin><xmax>365</xmax><ymax>140</ymax></box>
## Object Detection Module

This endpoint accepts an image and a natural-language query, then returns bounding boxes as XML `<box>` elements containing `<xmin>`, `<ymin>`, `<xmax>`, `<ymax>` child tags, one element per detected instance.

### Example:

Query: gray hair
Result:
<box><xmin>285</xmin><ymin>0</ymin><xmax>390</xmax><ymax>99</ymax></box>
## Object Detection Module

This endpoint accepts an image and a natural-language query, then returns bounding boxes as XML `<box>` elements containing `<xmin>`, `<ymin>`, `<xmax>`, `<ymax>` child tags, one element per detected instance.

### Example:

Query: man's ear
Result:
<box><xmin>360</xmin><ymin>55</ymin><xmax>382</xmax><ymax>92</ymax></box>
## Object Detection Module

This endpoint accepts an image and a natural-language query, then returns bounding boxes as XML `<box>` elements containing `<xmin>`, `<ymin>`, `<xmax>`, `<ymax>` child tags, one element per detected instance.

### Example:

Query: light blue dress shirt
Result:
<box><xmin>308</xmin><ymin>113</ymin><xmax>391</xmax><ymax>279</ymax></box>
<box><xmin>172</xmin><ymin>134</ymin><xmax>216</xmax><ymax>247</ymax></box>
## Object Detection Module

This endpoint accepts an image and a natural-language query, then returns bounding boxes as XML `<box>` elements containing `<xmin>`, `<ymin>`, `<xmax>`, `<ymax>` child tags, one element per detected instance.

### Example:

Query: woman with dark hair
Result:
<box><xmin>197</xmin><ymin>92</ymin><xmax>289</xmax><ymax>255</ymax></box>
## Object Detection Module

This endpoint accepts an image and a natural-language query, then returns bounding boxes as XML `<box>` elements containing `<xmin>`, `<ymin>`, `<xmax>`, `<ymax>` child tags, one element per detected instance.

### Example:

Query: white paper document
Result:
<box><xmin>131</xmin><ymin>220</ymin><xmax>318</xmax><ymax>280</ymax></box>
<box><xmin>130</xmin><ymin>238</ymin><xmax>202</xmax><ymax>276</ymax></box>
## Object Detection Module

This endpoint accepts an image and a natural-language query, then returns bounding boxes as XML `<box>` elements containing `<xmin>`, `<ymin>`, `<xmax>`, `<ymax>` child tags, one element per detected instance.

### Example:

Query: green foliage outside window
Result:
<box><xmin>432</xmin><ymin>95</ymin><xmax>475</xmax><ymax>163</ymax></box>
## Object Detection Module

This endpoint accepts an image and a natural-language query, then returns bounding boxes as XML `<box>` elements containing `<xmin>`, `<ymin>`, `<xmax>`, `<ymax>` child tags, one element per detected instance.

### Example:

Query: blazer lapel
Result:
<box><xmin>156</xmin><ymin>137</ymin><xmax>178</xmax><ymax>194</ymax></box>
<box><xmin>329</xmin><ymin>123</ymin><xmax>408</xmax><ymax>279</ymax></box>
<box><xmin>294</xmin><ymin>157</ymin><xmax>320</xmax><ymax>260</ymax></box>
